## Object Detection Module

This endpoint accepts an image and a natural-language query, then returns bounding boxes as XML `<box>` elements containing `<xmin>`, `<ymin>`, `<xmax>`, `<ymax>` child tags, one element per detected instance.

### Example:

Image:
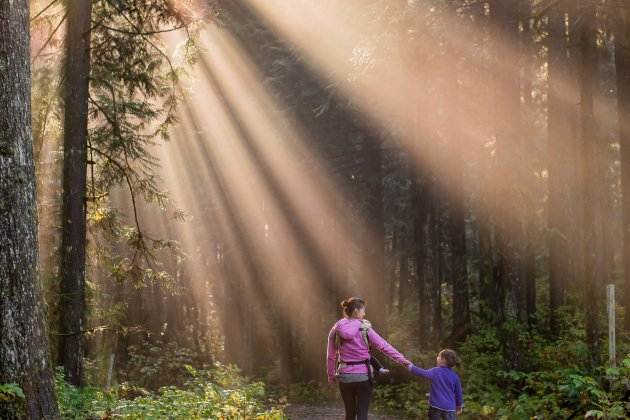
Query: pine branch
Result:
<box><xmin>31</xmin><ymin>12</ymin><xmax>67</xmax><ymax>64</ymax></box>
<box><xmin>31</xmin><ymin>0</ymin><xmax>60</xmax><ymax>22</ymax></box>
<box><xmin>86</xmin><ymin>143</ymin><xmax>143</xmax><ymax>243</ymax></box>
<box><xmin>98</xmin><ymin>23</ymin><xmax>187</xmax><ymax>36</ymax></box>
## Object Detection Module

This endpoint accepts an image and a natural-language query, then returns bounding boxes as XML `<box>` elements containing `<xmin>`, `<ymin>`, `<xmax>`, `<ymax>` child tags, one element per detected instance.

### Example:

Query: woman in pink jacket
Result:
<box><xmin>327</xmin><ymin>297</ymin><xmax>410</xmax><ymax>420</ymax></box>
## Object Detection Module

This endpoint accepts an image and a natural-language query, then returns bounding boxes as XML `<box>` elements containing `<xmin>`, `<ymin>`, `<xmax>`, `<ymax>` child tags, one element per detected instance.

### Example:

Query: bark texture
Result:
<box><xmin>59</xmin><ymin>0</ymin><xmax>92</xmax><ymax>386</ymax></box>
<box><xmin>0</xmin><ymin>0</ymin><xmax>59</xmax><ymax>417</ymax></box>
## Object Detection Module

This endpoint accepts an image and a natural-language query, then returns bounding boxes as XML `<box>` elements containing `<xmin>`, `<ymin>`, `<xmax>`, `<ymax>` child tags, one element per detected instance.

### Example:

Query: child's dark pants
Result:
<box><xmin>339</xmin><ymin>380</ymin><xmax>372</xmax><ymax>420</ymax></box>
<box><xmin>428</xmin><ymin>406</ymin><xmax>457</xmax><ymax>420</ymax></box>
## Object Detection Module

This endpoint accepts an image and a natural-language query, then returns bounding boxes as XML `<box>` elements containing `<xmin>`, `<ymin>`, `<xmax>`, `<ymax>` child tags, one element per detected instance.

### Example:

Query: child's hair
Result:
<box><xmin>341</xmin><ymin>297</ymin><xmax>366</xmax><ymax>317</ymax></box>
<box><xmin>438</xmin><ymin>349</ymin><xmax>458</xmax><ymax>367</ymax></box>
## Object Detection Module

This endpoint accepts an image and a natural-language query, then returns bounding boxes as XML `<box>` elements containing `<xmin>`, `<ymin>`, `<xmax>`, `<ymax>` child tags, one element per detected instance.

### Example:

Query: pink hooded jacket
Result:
<box><xmin>326</xmin><ymin>318</ymin><xmax>410</xmax><ymax>383</ymax></box>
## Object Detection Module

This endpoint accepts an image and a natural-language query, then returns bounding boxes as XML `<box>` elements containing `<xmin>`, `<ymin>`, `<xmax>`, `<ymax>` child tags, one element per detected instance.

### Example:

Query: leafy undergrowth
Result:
<box><xmin>371</xmin><ymin>320</ymin><xmax>630</xmax><ymax>419</ymax></box>
<box><xmin>369</xmin><ymin>355</ymin><xmax>630</xmax><ymax>420</ymax></box>
<box><xmin>282</xmin><ymin>315</ymin><xmax>630</xmax><ymax>419</ymax></box>
<box><xmin>0</xmin><ymin>383</ymin><xmax>26</xmax><ymax>419</ymax></box>
<box><xmin>56</xmin><ymin>364</ymin><xmax>286</xmax><ymax>419</ymax></box>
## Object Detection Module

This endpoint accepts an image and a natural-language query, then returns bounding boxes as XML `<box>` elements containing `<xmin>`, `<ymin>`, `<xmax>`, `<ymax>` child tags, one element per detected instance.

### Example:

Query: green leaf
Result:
<box><xmin>0</xmin><ymin>383</ymin><xmax>25</xmax><ymax>400</ymax></box>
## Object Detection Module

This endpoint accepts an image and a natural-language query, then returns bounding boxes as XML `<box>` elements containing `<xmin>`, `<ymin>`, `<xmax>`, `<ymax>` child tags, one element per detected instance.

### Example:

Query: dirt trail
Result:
<box><xmin>284</xmin><ymin>404</ymin><xmax>405</xmax><ymax>419</ymax></box>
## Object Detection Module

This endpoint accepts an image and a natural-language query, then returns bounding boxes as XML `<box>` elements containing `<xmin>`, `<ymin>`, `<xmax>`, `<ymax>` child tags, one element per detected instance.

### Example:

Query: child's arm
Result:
<box><xmin>455</xmin><ymin>375</ymin><xmax>464</xmax><ymax>413</ymax></box>
<box><xmin>407</xmin><ymin>364</ymin><xmax>435</xmax><ymax>379</ymax></box>
<box><xmin>326</xmin><ymin>325</ymin><xmax>338</xmax><ymax>383</ymax></box>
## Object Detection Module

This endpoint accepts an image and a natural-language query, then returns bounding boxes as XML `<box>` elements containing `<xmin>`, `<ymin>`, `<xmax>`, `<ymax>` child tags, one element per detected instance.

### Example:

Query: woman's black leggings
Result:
<box><xmin>339</xmin><ymin>380</ymin><xmax>372</xmax><ymax>420</ymax></box>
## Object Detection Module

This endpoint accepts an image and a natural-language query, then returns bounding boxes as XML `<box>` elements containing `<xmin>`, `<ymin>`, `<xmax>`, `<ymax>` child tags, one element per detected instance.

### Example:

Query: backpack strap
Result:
<box><xmin>359</xmin><ymin>319</ymin><xmax>372</xmax><ymax>348</ymax></box>
<box><xmin>359</xmin><ymin>320</ymin><xmax>377</xmax><ymax>384</ymax></box>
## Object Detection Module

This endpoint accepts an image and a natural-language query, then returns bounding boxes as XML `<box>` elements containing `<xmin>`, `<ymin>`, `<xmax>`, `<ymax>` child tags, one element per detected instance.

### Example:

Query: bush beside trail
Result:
<box><xmin>55</xmin><ymin>364</ymin><xmax>285</xmax><ymax>420</ymax></box>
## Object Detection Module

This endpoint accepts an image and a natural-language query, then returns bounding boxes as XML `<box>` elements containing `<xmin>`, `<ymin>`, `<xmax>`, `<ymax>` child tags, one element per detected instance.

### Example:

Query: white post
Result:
<box><xmin>106</xmin><ymin>353</ymin><xmax>115</xmax><ymax>389</ymax></box>
<box><xmin>607</xmin><ymin>284</ymin><xmax>616</xmax><ymax>367</ymax></box>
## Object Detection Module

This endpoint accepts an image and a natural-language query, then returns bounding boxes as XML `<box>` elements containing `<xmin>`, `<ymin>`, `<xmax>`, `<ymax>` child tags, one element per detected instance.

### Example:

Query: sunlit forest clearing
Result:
<box><xmin>1</xmin><ymin>0</ymin><xmax>630</xmax><ymax>418</ymax></box>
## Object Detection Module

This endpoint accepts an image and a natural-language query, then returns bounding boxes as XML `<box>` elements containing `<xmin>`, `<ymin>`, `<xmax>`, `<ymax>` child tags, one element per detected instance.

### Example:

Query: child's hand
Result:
<box><xmin>456</xmin><ymin>407</ymin><xmax>463</xmax><ymax>415</ymax></box>
<box><xmin>378</xmin><ymin>368</ymin><xmax>389</xmax><ymax>375</ymax></box>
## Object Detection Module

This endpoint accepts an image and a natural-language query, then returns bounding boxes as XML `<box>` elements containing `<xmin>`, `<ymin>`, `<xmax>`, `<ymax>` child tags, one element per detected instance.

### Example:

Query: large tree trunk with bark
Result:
<box><xmin>616</xmin><ymin>0</ymin><xmax>630</xmax><ymax>332</ymax></box>
<box><xmin>446</xmin><ymin>60</ymin><xmax>470</xmax><ymax>343</ymax></box>
<box><xmin>578</xmin><ymin>0</ymin><xmax>603</xmax><ymax>363</ymax></box>
<box><xmin>414</xmin><ymin>171</ymin><xmax>431</xmax><ymax>347</ymax></box>
<box><xmin>361</xmin><ymin>134</ymin><xmax>387</xmax><ymax>332</ymax></box>
<box><xmin>430</xmin><ymin>180</ymin><xmax>443</xmax><ymax>345</ymax></box>
<box><xmin>58</xmin><ymin>0</ymin><xmax>92</xmax><ymax>386</ymax></box>
<box><xmin>546</xmin><ymin>0</ymin><xmax>573</xmax><ymax>325</ymax></box>
<box><xmin>518</xmin><ymin>0</ymin><xmax>537</xmax><ymax>325</ymax></box>
<box><xmin>398</xmin><ymin>250</ymin><xmax>409</xmax><ymax>314</ymax></box>
<box><xmin>489</xmin><ymin>0</ymin><xmax>521</xmax><ymax>324</ymax></box>
<box><xmin>449</xmin><ymin>167</ymin><xmax>470</xmax><ymax>342</ymax></box>
<box><xmin>0</xmin><ymin>0</ymin><xmax>59</xmax><ymax>416</ymax></box>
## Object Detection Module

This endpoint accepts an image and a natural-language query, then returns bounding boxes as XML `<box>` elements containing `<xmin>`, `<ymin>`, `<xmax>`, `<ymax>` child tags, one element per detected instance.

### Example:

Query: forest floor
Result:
<box><xmin>284</xmin><ymin>403</ymin><xmax>405</xmax><ymax>419</ymax></box>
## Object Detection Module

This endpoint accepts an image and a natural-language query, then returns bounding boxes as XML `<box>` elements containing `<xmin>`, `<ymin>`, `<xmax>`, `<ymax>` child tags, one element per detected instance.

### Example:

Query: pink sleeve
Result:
<box><xmin>326</xmin><ymin>324</ymin><xmax>338</xmax><ymax>382</ymax></box>
<box><xmin>368</xmin><ymin>328</ymin><xmax>410</xmax><ymax>366</ymax></box>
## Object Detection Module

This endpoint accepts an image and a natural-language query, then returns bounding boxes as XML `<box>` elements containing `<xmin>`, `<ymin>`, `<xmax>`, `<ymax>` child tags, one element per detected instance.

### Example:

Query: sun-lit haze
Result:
<box><xmin>29</xmin><ymin>0</ymin><xmax>622</xmax><ymax>384</ymax></box>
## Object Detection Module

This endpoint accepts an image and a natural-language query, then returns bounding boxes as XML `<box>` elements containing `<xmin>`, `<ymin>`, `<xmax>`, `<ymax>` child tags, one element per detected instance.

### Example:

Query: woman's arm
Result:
<box><xmin>367</xmin><ymin>328</ymin><xmax>410</xmax><ymax>366</ymax></box>
<box><xmin>326</xmin><ymin>324</ymin><xmax>338</xmax><ymax>383</ymax></box>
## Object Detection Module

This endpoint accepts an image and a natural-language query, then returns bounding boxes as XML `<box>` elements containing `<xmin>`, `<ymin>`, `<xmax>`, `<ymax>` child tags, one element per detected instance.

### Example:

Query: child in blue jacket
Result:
<box><xmin>408</xmin><ymin>349</ymin><xmax>463</xmax><ymax>419</ymax></box>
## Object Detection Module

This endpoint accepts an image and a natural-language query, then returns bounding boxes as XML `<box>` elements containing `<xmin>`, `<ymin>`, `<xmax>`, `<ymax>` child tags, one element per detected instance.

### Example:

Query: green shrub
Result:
<box><xmin>56</xmin><ymin>364</ymin><xmax>286</xmax><ymax>419</ymax></box>
<box><xmin>457</xmin><ymin>318</ymin><xmax>630</xmax><ymax>419</ymax></box>
<box><xmin>277</xmin><ymin>381</ymin><xmax>336</xmax><ymax>404</ymax></box>
<box><xmin>371</xmin><ymin>310</ymin><xmax>630</xmax><ymax>419</ymax></box>
<box><xmin>0</xmin><ymin>383</ymin><xmax>26</xmax><ymax>419</ymax></box>
<box><xmin>122</xmin><ymin>340</ymin><xmax>204</xmax><ymax>390</ymax></box>
<box><xmin>373</xmin><ymin>381</ymin><xmax>427</xmax><ymax>417</ymax></box>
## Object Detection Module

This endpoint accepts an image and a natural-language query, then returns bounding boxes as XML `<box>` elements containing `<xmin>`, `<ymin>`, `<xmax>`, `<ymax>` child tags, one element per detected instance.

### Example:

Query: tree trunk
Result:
<box><xmin>430</xmin><ymin>180</ymin><xmax>443</xmax><ymax>345</ymax></box>
<box><xmin>414</xmin><ymin>172</ymin><xmax>431</xmax><ymax>346</ymax></box>
<box><xmin>362</xmin><ymin>134</ymin><xmax>387</xmax><ymax>332</ymax></box>
<box><xmin>490</xmin><ymin>0</ymin><xmax>521</xmax><ymax>324</ymax></box>
<box><xmin>398</xmin><ymin>251</ymin><xmax>409</xmax><ymax>314</ymax></box>
<box><xmin>578</xmin><ymin>0</ymin><xmax>602</xmax><ymax>362</ymax></box>
<box><xmin>446</xmin><ymin>60</ymin><xmax>470</xmax><ymax>342</ymax></box>
<box><xmin>616</xmin><ymin>0</ymin><xmax>630</xmax><ymax>331</ymax></box>
<box><xmin>0</xmin><ymin>0</ymin><xmax>59</xmax><ymax>416</ymax></box>
<box><xmin>449</xmin><ymin>176</ymin><xmax>470</xmax><ymax>341</ymax></box>
<box><xmin>478</xmin><ymin>215</ymin><xmax>496</xmax><ymax>318</ymax></box>
<box><xmin>522</xmin><ymin>227</ymin><xmax>537</xmax><ymax>324</ymax></box>
<box><xmin>563</xmin><ymin>0</ymin><xmax>584</xmax><ymax>300</ymax></box>
<box><xmin>58</xmin><ymin>0</ymin><xmax>92</xmax><ymax>386</ymax></box>
<box><xmin>546</xmin><ymin>0</ymin><xmax>573</xmax><ymax>325</ymax></box>
<box><xmin>388</xmin><ymin>231</ymin><xmax>398</xmax><ymax>315</ymax></box>
<box><xmin>151</xmin><ymin>282</ymin><xmax>164</xmax><ymax>335</ymax></box>
<box><xmin>519</xmin><ymin>1</ymin><xmax>537</xmax><ymax>325</ymax></box>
